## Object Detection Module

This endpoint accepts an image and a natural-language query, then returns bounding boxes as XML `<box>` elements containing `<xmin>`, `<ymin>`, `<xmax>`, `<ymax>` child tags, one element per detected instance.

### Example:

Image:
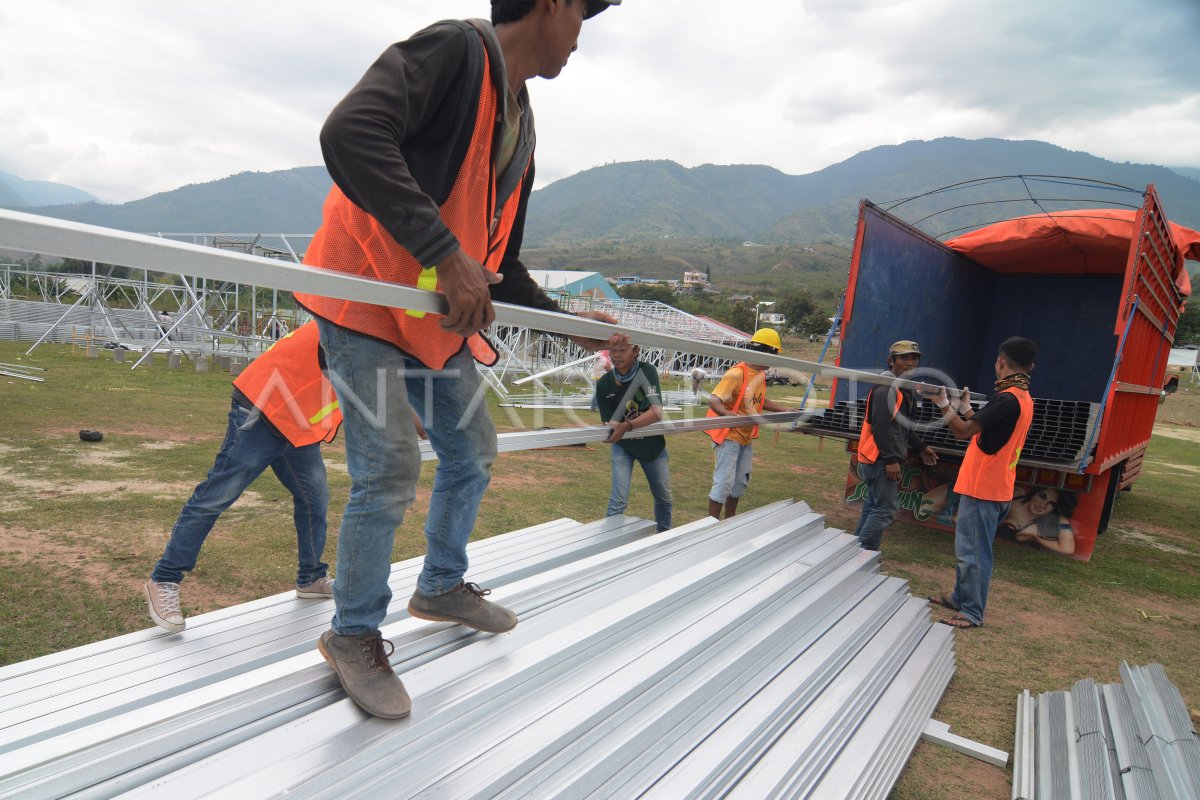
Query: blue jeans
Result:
<box><xmin>607</xmin><ymin>446</ymin><xmax>672</xmax><ymax>531</ymax></box>
<box><xmin>317</xmin><ymin>319</ymin><xmax>496</xmax><ymax>635</ymax></box>
<box><xmin>950</xmin><ymin>495</ymin><xmax>1010</xmax><ymax>626</ymax></box>
<box><xmin>853</xmin><ymin>460</ymin><xmax>899</xmax><ymax>551</ymax></box>
<box><xmin>709</xmin><ymin>440</ymin><xmax>753</xmax><ymax>503</ymax></box>
<box><xmin>151</xmin><ymin>400</ymin><xmax>329</xmax><ymax>586</ymax></box>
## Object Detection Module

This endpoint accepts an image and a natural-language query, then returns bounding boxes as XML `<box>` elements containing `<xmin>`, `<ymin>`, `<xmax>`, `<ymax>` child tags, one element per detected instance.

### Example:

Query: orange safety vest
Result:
<box><xmin>294</xmin><ymin>38</ymin><xmax>523</xmax><ymax>370</ymax></box>
<box><xmin>705</xmin><ymin>363</ymin><xmax>765</xmax><ymax>445</ymax></box>
<box><xmin>953</xmin><ymin>386</ymin><xmax>1033</xmax><ymax>502</ymax></box>
<box><xmin>857</xmin><ymin>385</ymin><xmax>903</xmax><ymax>465</ymax></box>
<box><xmin>233</xmin><ymin>321</ymin><xmax>341</xmax><ymax>448</ymax></box>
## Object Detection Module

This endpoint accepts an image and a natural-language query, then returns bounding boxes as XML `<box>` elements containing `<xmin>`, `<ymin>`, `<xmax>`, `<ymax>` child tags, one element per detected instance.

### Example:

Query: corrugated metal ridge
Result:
<box><xmin>1012</xmin><ymin>662</ymin><xmax>1200</xmax><ymax>800</ymax></box>
<box><xmin>0</xmin><ymin>513</ymin><xmax>660</xmax><ymax>793</ymax></box>
<box><xmin>1</xmin><ymin>500</ymin><xmax>956</xmax><ymax>800</ymax></box>
<box><xmin>121</xmin><ymin>503</ymin><xmax>848</xmax><ymax>798</ymax></box>
<box><xmin>0</xmin><ymin>505</ymin><xmax>786</xmax><ymax>796</ymax></box>
<box><xmin>0</xmin><ymin>515</ymin><xmax>661</xmax><ymax>747</ymax></box>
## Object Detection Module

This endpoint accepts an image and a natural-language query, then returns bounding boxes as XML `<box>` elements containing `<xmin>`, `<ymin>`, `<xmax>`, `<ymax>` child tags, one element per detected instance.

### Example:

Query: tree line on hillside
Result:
<box><xmin>617</xmin><ymin>283</ymin><xmax>833</xmax><ymax>336</ymax></box>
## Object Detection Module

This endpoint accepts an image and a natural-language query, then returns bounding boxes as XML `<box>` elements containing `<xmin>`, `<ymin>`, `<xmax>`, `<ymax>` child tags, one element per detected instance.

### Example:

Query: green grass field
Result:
<box><xmin>2</xmin><ymin>341</ymin><xmax>1197</xmax><ymax>799</ymax></box>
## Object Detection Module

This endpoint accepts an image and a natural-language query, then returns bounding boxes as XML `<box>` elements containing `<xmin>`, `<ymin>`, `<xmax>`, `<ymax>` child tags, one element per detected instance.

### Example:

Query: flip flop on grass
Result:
<box><xmin>938</xmin><ymin>615</ymin><xmax>979</xmax><ymax>629</ymax></box>
<box><xmin>927</xmin><ymin>594</ymin><xmax>958</xmax><ymax>610</ymax></box>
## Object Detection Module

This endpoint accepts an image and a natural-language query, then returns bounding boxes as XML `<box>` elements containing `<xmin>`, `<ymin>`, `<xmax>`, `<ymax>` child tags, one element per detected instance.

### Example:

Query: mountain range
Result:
<box><xmin>523</xmin><ymin>138</ymin><xmax>1200</xmax><ymax>246</ymax></box>
<box><xmin>0</xmin><ymin>169</ymin><xmax>100</xmax><ymax>208</ymax></box>
<box><xmin>4</xmin><ymin>138</ymin><xmax>1198</xmax><ymax>254</ymax></box>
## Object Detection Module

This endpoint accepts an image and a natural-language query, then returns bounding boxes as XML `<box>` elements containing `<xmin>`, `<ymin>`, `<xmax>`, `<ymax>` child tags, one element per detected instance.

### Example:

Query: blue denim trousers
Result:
<box><xmin>607</xmin><ymin>446</ymin><xmax>673</xmax><ymax>531</ymax></box>
<box><xmin>950</xmin><ymin>495</ymin><xmax>1010</xmax><ymax>626</ymax></box>
<box><xmin>151</xmin><ymin>399</ymin><xmax>330</xmax><ymax>586</ymax></box>
<box><xmin>709</xmin><ymin>440</ymin><xmax>754</xmax><ymax>503</ymax></box>
<box><xmin>852</xmin><ymin>459</ymin><xmax>899</xmax><ymax>551</ymax></box>
<box><xmin>317</xmin><ymin>319</ymin><xmax>497</xmax><ymax>635</ymax></box>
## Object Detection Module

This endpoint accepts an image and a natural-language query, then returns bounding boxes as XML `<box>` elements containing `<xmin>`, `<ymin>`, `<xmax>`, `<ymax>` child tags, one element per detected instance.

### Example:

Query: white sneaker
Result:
<box><xmin>145</xmin><ymin>579</ymin><xmax>186</xmax><ymax>633</ymax></box>
<box><xmin>296</xmin><ymin>575</ymin><xmax>335</xmax><ymax>599</ymax></box>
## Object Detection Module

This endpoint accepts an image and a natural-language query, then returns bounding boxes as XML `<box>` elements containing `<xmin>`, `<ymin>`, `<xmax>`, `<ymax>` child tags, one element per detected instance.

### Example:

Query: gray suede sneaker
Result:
<box><xmin>296</xmin><ymin>575</ymin><xmax>334</xmax><ymax>599</ymax></box>
<box><xmin>408</xmin><ymin>581</ymin><xmax>518</xmax><ymax>633</ymax></box>
<box><xmin>145</xmin><ymin>579</ymin><xmax>186</xmax><ymax>633</ymax></box>
<box><xmin>317</xmin><ymin>629</ymin><xmax>411</xmax><ymax>719</ymax></box>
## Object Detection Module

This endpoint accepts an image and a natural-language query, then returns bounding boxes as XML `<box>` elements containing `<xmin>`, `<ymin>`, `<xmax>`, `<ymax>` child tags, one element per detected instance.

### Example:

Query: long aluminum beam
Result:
<box><xmin>0</xmin><ymin>209</ymin><xmax>982</xmax><ymax>399</ymax></box>
<box><xmin>0</xmin><ymin>368</ymin><xmax>44</xmax><ymax>382</ymax></box>
<box><xmin>419</xmin><ymin>410</ymin><xmax>813</xmax><ymax>461</ymax></box>
<box><xmin>921</xmin><ymin>719</ymin><xmax>1008</xmax><ymax>767</ymax></box>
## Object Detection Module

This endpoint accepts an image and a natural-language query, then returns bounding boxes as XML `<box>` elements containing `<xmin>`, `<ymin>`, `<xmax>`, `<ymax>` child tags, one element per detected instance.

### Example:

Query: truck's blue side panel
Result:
<box><xmin>839</xmin><ymin>205</ymin><xmax>1123</xmax><ymax>405</ymax></box>
<box><xmin>838</xmin><ymin>207</ymin><xmax>994</xmax><ymax>402</ymax></box>
<box><xmin>981</xmin><ymin>275</ymin><xmax>1122</xmax><ymax>401</ymax></box>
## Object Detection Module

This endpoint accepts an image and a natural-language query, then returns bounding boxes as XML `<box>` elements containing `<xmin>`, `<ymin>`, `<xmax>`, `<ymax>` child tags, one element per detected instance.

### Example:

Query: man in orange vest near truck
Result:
<box><xmin>705</xmin><ymin>328</ymin><xmax>793</xmax><ymax>520</ymax></box>
<box><xmin>145</xmin><ymin>321</ymin><xmax>341</xmax><ymax>633</ymax></box>
<box><xmin>924</xmin><ymin>336</ymin><xmax>1037</xmax><ymax>629</ymax></box>
<box><xmin>852</xmin><ymin>340</ymin><xmax>938</xmax><ymax>551</ymax></box>
<box><xmin>292</xmin><ymin>0</ymin><xmax>624</xmax><ymax>718</ymax></box>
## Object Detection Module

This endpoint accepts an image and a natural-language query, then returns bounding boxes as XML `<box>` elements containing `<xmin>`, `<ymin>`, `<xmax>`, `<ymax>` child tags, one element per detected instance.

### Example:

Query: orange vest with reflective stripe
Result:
<box><xmin>294</xmin><ymin>40</ymin><xmax>522</xmax><ymax>370</ymax></box>
<box><xmin>857</xmin><ymin>386</ymin><xmax>903</xmax><ymax>465</ymax></box>
<box><xmin>705</xmin><ymin>363</ymin><xmax>764</xmax><ymax>444</ymax></box>
<box><xmin>233</xmin><ymin>321</ymin><xmax>341</xmax><ymax>448</ymax></box>
<box><xmin>953</xmin><ymin>387</ymin><xmax>1033</xmax><ymax>502</ymax></box>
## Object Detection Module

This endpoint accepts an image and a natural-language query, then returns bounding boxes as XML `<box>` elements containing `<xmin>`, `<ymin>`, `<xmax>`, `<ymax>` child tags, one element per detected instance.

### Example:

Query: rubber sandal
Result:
<box><xmin>938</xmin><ymin>615</ymin><xmax>979</xmax><ymax>629</ymax></box>
<box><xmin>927</xmin><ymin>594</ymin><xmax>958</xmax><ymax>610</ymax></box>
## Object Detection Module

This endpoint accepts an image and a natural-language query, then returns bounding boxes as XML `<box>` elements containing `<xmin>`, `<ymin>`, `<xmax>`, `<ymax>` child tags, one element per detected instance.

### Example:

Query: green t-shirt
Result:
<box><xmin>595</xmin><ymin>362</ymin><xmax>666</xmax><ymax>461</ymax></box>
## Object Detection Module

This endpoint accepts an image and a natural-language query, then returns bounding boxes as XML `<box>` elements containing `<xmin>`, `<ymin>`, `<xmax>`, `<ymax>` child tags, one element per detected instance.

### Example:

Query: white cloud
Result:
<box><xmin>0</xmin><ymin>0</ymin><xmax>1196</xmax><ymax>203</ymax></box>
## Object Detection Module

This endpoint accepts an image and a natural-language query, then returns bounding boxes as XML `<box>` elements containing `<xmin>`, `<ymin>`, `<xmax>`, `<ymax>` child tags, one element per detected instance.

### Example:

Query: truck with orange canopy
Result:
<box><xmin>805</xmin><ymin>182</ymin><xmax>1198</xmax><ymax>560</ymax></box>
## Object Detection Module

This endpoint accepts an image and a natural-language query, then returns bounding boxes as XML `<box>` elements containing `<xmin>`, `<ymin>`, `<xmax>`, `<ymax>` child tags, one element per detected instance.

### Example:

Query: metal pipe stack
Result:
<box><xmin>1012</xmin><ymin>663</ymin><xmax>1200</xmax><ymax>799</ymax></box>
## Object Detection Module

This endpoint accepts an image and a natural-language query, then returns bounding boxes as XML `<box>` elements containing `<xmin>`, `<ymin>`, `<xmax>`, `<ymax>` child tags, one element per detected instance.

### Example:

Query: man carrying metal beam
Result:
<box><xmin>705</xmin><ymin>329</ymin><xmax>793</xmax><ymax>520</ymax></box>
<box><xmin>596</xmin><ymin>342</ymin><xmax>673</xmax><ymax>532</ymax></box>
<box><xmin>851</xmin><ymin>340</ymin><xmax>938</xmax><ymax>552</ymax></box>
<box><xmin>292</xmin><ymin>0</ymin><xmax>624</xmax><ymax>718</ymax></box>
<box><xmin>924</xmin><ymin>336</ymin><xmax>1037</xmax><ymax>629</ymax></box>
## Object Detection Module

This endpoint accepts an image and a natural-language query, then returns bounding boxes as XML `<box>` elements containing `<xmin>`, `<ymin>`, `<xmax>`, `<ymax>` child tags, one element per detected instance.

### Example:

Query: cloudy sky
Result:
<box><xmin>2</xmin><ymin>0</ymin><xmax>1197</xmax><ymax>204</ymax></box>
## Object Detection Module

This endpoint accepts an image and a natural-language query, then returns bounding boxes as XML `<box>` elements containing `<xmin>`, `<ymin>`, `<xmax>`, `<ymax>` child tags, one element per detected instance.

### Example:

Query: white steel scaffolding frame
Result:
<box><xmin>1</xmin><ymin>208</ymin><xmax>981</xmax><ymax>402</ymax></box>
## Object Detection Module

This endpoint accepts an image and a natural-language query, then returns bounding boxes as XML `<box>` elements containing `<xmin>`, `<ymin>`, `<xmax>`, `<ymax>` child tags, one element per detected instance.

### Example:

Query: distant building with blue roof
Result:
<box><xmin>526</xmin><ymin>270</ymin><xmax>620</xmax><ymax>301</ymax></box>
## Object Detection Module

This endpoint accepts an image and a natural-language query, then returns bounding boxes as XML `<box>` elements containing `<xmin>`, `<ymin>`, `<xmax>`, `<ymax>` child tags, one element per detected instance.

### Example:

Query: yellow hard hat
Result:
<box><xmin>750</xmin><ymin>328</ymin><xmax>782</xmax><ymax>352</ymax></box>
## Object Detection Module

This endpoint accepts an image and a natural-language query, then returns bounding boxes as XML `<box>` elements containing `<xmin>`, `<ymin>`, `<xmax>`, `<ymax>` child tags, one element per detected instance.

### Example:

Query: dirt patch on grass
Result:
<box><xmin>487</xmin><ymin>451</ymin><xmax>582</xmax><ymax>491</ymax></box>
<box><xmin>1112</xmin><ymin>588</ymin><xmax>1200</xmax><ymax>626</ymax></box>
<box><xmin>1107</xmin><ymin>523</ymin><xmax>1194</xmax><ymax>555</ymax></box>
<box><xmin>490</xmin><ymin>471</ymin><xmax>570</xmax><ymax>491</ymax></box>
<box><xmin>1142</xmin><ymin>461</ymin><xmax>1200</xmax><ymax>475</ymax></box>
<box><xmin>0</xmin><ymin>465</ymin><xmax>188</xmax><ymax>499</ymax></box>
<box><xmin>1153</xmin><ymin>424</ymin><xmax>1200</xmax><ymax>443</ymax></box>
<box><xmin>0</xmin><ymin>526</ymin><xmax>135</xmax><ymax>588</ymax></box>
<box><xmin>0</xmin><ymin>525</ymin><xmax>250</xmax><ymax>621</ymax></box>
<box><xmin>895</xmin><ymin>745</ymin><xmax>1010</xmax><ymax>800</ymax></box>
<box><xmin>888</xmin><ymin>561</ymin><xmax>947</xmax><ymax>590</ymax></box>
<box><xmin>141</xmin><ymin>441</ymin><xmax>184</xmax><ymax>451</ymax></box>
<box><xmin>70</xmin><ymin>447</ymin><xmax>135</xmax><ymax>468</ymax></box>
<box><xmin>0</xmin><ymin>465</ymin><xmax>271</xmax><ymax>508</ymax></box>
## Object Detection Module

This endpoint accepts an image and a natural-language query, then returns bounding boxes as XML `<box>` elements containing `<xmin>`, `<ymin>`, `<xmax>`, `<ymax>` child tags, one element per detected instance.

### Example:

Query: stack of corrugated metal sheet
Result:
<box><xmin>1</xmin><ymin>501</ymin><xmax>955</xmax><ymax>799</ymax></box>
<box><xmin>1012</xmin><ymin>662</ymin><xmax>1200</xmax><ymax>800</ymax></box>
